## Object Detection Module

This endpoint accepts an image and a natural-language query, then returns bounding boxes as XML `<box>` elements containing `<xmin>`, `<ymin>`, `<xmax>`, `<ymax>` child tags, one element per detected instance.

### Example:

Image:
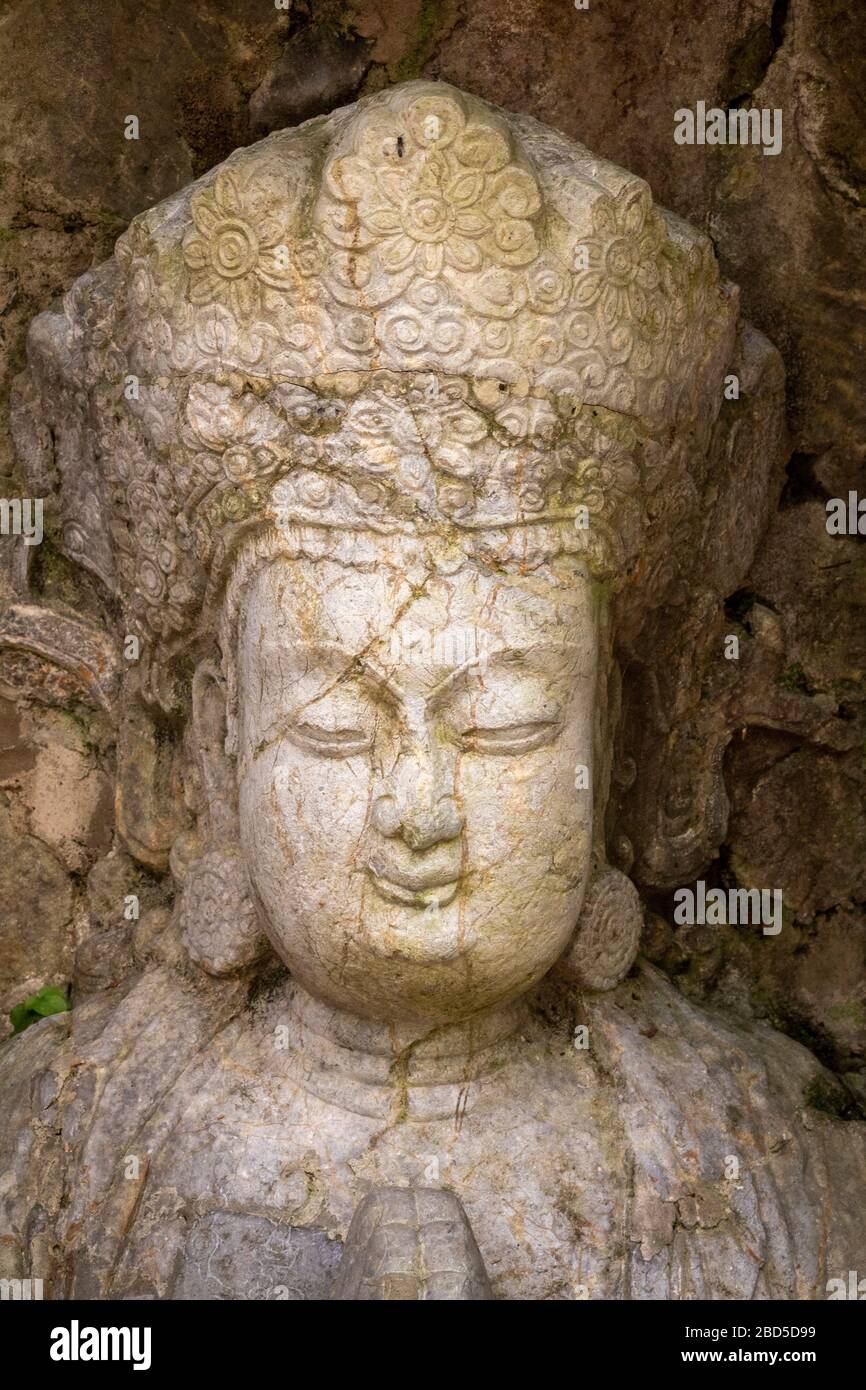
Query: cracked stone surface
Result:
<box><xmin>3</xmin><ymin>960</ymin><xmax>866</xmax><ymax>1299</ymax></box>
<box><xmin>0</xmin><ymin>0</ymin><xmax>860</xmax><ymax>1074</ymax></box>
<box><xmin>0</xmin><ymin>11</ymin><xmax>863</xmax><ymax>1300</ymax></box>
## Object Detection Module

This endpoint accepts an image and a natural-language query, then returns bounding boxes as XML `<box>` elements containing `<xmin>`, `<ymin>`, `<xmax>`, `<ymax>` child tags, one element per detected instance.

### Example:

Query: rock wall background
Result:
<box><xmin>0</xmin><ymin>0</ymin><xmax>863</xmax><ymax>1100</ymax></box>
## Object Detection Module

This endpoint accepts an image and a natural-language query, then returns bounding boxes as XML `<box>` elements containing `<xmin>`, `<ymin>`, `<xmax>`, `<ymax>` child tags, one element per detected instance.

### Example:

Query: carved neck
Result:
<box><xmin>278</xmin><ymin>981</ymin><xmax>527</xmax><ymax>1122</ymax></box>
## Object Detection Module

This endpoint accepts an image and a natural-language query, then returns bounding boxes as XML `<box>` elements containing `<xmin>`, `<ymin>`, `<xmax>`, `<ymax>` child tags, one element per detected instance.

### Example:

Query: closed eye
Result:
<box><xmin>286</xmin><ymin>721</ymin><xmax>372</xmax><ymax>758</ymax></box>
<box><xmin>457</xmin><ymin>720</ymin><xmax>561</xmax><ymax>755</ymax></box>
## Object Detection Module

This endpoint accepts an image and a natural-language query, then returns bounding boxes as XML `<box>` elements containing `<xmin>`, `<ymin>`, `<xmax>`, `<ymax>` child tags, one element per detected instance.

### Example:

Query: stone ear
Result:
<box><xmin>116</xmin><ymin>684</ymin><xmax>190</xmax><ymax>873</ymax></box>
<box><xmin>175</xmin><ymin>659</ymin><xmax>271</xmax><ymax>977</ymax></box>
<box><xmin>557</xmin><ymin>865</ymin><xmax>643</xmax><ymax>992</ymax></box>
<box><xmin>191</xmin><ymin>660</ymin><xmax>238</xmax><ymax>832</ymax></box>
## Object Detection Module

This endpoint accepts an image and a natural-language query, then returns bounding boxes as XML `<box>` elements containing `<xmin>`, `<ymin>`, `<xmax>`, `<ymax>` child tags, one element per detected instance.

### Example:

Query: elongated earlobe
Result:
<box><xmin>557</xmin><ymin>865</ymin><xmax>643</xmax><ymax>992</ymax></box>
<box><xmin>176</xmin><ymin>659</ymin><xmax>270</xmax><ymax>976</ymax></box>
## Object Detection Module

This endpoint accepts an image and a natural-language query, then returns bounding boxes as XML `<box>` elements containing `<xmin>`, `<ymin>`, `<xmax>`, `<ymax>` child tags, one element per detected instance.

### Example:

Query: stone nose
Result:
<box><xmin>371</xmin><ymin>741</ymin><xmax>464</xmax><ymax>851</ymax></box>
<box><xmin>371</xmin><ymin>790</ymin><xmax>464</xmax><ymax>851</ymax></box>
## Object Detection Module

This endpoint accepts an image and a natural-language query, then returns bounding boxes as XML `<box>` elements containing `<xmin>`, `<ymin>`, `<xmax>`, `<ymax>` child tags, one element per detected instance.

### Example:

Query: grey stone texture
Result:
<box><xmin>0</xmin><ymin>3</ymin><xmax>863</xmax><ymax>1300</ymax></box>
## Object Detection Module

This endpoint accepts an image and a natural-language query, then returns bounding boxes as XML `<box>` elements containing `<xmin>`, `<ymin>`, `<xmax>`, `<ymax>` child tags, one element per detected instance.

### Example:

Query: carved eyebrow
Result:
<box><xmin>260</xmin><ymin>638</ymin><xmax>588</xmax><ymax>714</ymax></box>
<box><xmin>263</xmin><ymin>640</ymin><xmax>405</xmax><ymax>705</ymax></box>
<box><xmin>427</xmin><ymin>650</ymin><xmax>494</xmax><ymax>702</ymax></box>
<box><xmin>427</xmin><ymin>641</ymin><xmax>584</xmax><ymax>702</ymax></box>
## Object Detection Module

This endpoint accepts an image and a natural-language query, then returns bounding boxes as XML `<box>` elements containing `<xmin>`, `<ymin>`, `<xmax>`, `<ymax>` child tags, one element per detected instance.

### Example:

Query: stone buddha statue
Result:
<box><xmin>2</xmin><ymin>80</ymin><xmax>865</xmax><ymax>1301</ymax></box>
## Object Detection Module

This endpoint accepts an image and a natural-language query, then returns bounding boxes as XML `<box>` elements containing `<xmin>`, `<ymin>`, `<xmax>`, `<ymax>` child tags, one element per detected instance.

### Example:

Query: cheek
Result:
<box><xmin>238</xmin><ymin>751</ymin><xmax>374</xmax><ymax>977</ymax></box>
<box><xmin>455</xmin><ymin>724</ymin><xmax>593</xmax><ymax>973</ymax></box>
<box><xmin>239</xmin><ymin>749</ymin><xmax>371</xmax><ymax>877</ymax></box>
<box><xmin>459</xmin><ymin>730</ymin><xmax>592</xmax><ymax>879</ymax></box>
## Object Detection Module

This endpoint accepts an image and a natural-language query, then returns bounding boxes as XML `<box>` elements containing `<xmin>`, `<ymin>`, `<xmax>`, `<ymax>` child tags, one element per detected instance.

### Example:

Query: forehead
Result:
<box><xmin>236</xmin><ymin>556</ymin><xmax>596</xmax><ymax>659</ymax></box>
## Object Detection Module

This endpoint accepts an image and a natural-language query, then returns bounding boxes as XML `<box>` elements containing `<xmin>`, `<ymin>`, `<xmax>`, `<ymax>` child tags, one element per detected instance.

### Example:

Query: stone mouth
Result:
<box><xmin>367</xmin><ymin>865</ymin><xmax>460</xmax><ymax>909</ymax></box>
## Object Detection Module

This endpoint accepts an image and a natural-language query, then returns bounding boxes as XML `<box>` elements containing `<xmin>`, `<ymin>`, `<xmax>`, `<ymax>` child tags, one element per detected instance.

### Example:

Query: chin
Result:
<box><xmin>360</xmin><ymin>893</ymin><xmax>476</xmax><ymax>964</ymax></box>
<box><xmin>268</xmin><ymin>901</ymin><xmax>572</xmax><ymax>1026</ymax></box>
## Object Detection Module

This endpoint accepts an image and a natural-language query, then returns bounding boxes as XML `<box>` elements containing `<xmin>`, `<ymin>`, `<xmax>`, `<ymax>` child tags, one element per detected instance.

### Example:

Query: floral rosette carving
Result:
<box><xmin>16</xmin><ymin>80</ymin><xmax>748</xmax><ymax>715</ymax></box>
<box><xmin>571</xmin><ymin>182</ymin><xmax>671</xmax><ymax>382</ymax></box>
<box><xmin>182</xmin><ymin>164</ymin><xmax>315</xmax><ymax>319</ymax></box>
<box><xmin>318</xmin><ymin>89</ymin><xmax>543</xmax><ymax>317</ymax></box>
<box><xmin>175</xmin><ymin>382</ymin><xmax>304</xmax><ymax>575</ymax></box>
<box><xmin>106</xmin><ymin>82</ymin><xmax>733</xmax><ymax>426</ymax></box>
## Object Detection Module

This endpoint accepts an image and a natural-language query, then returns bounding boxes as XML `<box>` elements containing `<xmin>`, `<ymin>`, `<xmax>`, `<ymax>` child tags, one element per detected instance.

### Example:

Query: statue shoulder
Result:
<box><xmin>582</xmin><ymin>963</ymin><xmax>866</xmax><ymax>1297</ymax></box>
<box><xmin>0</xmin><ymin>959</ymin><xmax>249</xmax><ymax>1297</ymax></box>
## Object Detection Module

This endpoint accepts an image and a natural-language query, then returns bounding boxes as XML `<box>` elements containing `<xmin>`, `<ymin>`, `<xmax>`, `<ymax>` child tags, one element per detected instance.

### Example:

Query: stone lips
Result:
<box><xmin>12</xmin><ymin>80</ymin><xmax>739</xmax><ymax>707</ymax></box>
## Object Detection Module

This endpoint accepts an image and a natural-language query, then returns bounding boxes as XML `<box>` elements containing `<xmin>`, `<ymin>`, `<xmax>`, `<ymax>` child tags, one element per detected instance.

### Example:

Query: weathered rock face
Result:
<box><xmin>0</xmin><ymin>10</ymin><xmax>863</xmax><ymax>1301</ymax></box>
<box><xmin>4</xmin><ymin>955</ymin><xmax>866</xmax><ymax>1301</ymax></box>
<box><xmin>0</xmin><ymin>0</ymin><xmax>861</xmax><ymax>1079</ymax></box>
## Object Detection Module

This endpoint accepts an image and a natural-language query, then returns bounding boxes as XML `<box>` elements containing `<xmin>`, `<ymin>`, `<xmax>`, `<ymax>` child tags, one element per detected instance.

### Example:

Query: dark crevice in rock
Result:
<box><xmin>770</xmin><ymin>0</ymin><xmax>790</xmax><ymax>59</ymax></box>
<box><xmin>803</xmin><ymin>1070</ymin><xmax>865</xmax><ymax>1121</ymax></box>
<box><xmin>723</xmin><ymin>587</ymin><xmax>779</xmax><ymax>629</ymax></box>
<box><xmin>248</xmin><ymin>22</ymin><xmax>373</xmax><ymax>137</ymax></box>
<box><xmin>723</xmin><ymin>0</ymin><xmax>790</xmax><ymax>109</ymax></box>
<box><xmin>780</xmin><ymin>450</ymin><xmax>832</xmax><ymax>508</ymax></box>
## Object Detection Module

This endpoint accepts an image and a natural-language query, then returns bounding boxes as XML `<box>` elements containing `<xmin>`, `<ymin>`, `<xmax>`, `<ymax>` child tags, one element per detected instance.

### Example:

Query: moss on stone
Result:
<box><xmin>778</xmin><ymin>662</ymin><xmax>815</xmax><ymax>695</ymax></box>
<box><xmin>391</xmin><ymin>0</ymin><xmax>444</xmax><ymax>83</ymax></box>
<box><xmin>803</xmin><ymin>1072</ymin><xmax>862</xmax><ymax>1121</ymax></box>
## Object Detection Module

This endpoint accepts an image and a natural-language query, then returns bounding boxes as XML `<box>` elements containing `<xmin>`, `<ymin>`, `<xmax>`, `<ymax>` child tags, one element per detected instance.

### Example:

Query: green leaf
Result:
<box><xmin>9</xmin><ymin>985</ymin><xmax>69</xmax><ymax>1034</ymax></box>
<box><xmin>9</xmin><ymin>1002</ymin><xmax>33</xmax><ymax>1033</ymax></box>
<box><xmin>29</xmin><ymin>986</ymin><xmax>69</xmax><ymax>1017</ymax></box>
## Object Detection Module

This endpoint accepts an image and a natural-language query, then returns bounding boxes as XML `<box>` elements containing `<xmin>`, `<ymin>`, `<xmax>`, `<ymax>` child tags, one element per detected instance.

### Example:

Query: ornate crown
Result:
<box><xmin>13</xmin><ymin>81</ymin><xmax>741</xmax><ymax>706</ymax></box>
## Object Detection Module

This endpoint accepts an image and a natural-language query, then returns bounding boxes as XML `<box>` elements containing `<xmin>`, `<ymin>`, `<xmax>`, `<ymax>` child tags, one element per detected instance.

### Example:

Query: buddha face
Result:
<box><xmin>234</xmin><ymin>551</ymin><xmax>599</xmax><ymax>1024</ymax></box>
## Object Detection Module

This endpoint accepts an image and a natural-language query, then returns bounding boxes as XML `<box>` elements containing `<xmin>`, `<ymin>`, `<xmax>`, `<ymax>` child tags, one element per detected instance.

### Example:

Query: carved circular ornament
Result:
<box><xmin>558</xmin><ymin>866</ymin><xmax>643</xmax><ymax>992</ymax></box>
<box><xmin>176</xmin><ymin>847</ymin><xmax>267</xmax><ymax>976</ymax></box>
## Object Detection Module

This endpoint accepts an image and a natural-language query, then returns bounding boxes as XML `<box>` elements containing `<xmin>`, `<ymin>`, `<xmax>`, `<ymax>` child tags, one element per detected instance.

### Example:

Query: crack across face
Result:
<box><xmin>234</xmin><ymin>552</ymin><xmax>598</xmax><ymax>1025</ymax></box>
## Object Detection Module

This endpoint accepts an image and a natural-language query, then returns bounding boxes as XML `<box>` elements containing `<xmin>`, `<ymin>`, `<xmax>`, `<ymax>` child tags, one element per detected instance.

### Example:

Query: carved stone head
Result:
<box><xmin>12</xmin><ymin>82</ymin><xmax>784</xmax><ymax>1028</ymax></box>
